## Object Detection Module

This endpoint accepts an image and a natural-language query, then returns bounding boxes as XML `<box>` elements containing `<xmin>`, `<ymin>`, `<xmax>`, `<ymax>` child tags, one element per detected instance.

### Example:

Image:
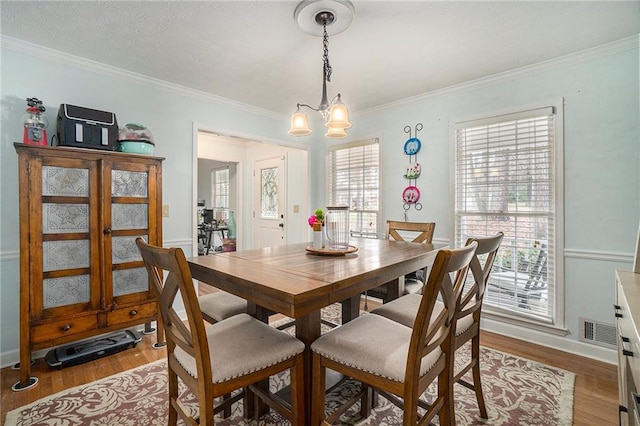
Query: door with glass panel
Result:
<box><xmin>253</xmin><ymin>156</ymin><xmax>286</xmax><ymax>248</ymax></box>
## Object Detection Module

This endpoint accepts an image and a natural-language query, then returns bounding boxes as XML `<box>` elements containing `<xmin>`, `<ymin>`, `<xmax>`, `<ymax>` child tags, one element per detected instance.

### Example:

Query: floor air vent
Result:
<box><xmin>579</xmin><ymin>317</ymin><xmax>616</xmax><ymax>349</ymax></box>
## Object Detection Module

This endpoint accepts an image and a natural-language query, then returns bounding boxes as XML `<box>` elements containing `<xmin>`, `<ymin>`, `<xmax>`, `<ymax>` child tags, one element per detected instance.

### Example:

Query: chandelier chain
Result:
<box><xmin>323</xmin><ymin>23</ymin><xmax>332</xmax><ymax>83</ymax></box>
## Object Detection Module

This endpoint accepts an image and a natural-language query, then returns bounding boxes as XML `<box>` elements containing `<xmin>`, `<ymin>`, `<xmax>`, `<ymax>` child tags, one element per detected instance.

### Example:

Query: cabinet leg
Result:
<box><xmin>142</xmin><ymin>322</ymin><xmax>156</xmax><ymax>334</ymax></box>
<box><xmin>12</xmin><ymin>375</ymin><xmax>38</xmax><ymax>392</ymax></box>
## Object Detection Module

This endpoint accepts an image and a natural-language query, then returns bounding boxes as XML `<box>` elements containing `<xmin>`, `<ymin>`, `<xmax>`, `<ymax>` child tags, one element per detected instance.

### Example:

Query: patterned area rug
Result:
<box><xmin>5</xmin><ymin>307</ymin><xmax>575</xmax><ymax>425</ymax></box>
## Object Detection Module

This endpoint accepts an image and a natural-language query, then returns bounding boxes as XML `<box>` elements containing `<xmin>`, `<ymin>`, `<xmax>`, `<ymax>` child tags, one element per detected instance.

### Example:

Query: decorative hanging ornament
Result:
<box><xmin>401</xmin><ymin>123</ymin><xmax>424</xmax><ymax>213</ymax></box>
<box><xmin>404</xmin><ymin>162</ymin><xmax>421</xmax><ymax>180</ymax></box>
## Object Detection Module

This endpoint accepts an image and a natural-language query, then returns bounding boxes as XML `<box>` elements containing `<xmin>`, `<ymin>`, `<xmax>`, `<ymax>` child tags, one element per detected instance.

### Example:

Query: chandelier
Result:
<box><xmin>288</xmin><ymin>0</ymin><xmax>354</xmax><ymax>139</ymax></box>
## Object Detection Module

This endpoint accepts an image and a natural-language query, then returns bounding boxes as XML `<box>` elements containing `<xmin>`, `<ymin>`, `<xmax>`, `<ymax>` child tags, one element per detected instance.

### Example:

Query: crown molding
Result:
<box><xmin>358</xmin><ymin>34</ymin><xmax>640</xmax><ymax>116</ymax></box>
<box><xmin>0</xmin><ymin>35</ymin><xmax>286</xmax><ymax>121</ymax></box>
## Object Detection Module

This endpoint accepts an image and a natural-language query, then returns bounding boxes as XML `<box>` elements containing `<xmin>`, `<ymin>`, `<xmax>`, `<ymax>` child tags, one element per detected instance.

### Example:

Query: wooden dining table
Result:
<box><xmin>187</xmin><ymin>236</ymin><xmax>447</xmax><ymax>423</ymax></box>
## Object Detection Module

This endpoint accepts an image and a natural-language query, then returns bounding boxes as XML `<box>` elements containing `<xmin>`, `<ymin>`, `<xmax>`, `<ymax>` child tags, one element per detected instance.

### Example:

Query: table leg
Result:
<box><xmin>385</xmin><ymin>277</ymin><xmax>403</xmax><ymax>302</ymax></box>
<box><xmin>295</xmin><ymin>310</ymin><xmax>321</xmax><ymax>424</ymax></box>
<box><xmin>341</xmin><ymin>295</ymin><xmax>360</xmax><ymax>323</ymax></box>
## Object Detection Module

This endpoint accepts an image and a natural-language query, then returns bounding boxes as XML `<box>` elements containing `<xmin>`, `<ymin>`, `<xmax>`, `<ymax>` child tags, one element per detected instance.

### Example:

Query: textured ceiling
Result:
<box><xmin>2</xmin><ymin>1</ymin><xmax>638</xmax><ymax>116</ymax></box>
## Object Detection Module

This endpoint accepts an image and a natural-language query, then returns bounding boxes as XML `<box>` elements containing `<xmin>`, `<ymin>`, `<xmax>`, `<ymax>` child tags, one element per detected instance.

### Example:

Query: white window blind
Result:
<box><xmin>454</xmin><ymin>107</ymin><xmax>556</xmax><ymax>322</ymax></box>
<box><xmin>328</xmin><ymin>139</ymin><xmax>379</xmax><ymax>238</ymax></box>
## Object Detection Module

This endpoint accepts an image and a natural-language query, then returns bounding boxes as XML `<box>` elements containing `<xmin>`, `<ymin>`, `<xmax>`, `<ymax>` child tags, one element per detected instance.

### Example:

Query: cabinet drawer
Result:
<box><xmin>107</xmin><ymin>302</ymin><xmax>157</xmax><ymax>326</ymax></box>
<box><xmin>31</xmin><ymin>315</ymin><xmax>98</xmax><ymax>344</ymax></box>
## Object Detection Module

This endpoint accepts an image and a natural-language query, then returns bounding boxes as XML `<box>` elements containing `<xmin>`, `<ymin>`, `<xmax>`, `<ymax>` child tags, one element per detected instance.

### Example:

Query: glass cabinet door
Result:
<box><xmin>107</xmin><ymin>165</ymin><xmax>158</xmax><ymax>303</ymax></box>
<box><xmin>37</xmin><ymin>162</ymin><xmax>101</xmax><ymax>315</ymax></box>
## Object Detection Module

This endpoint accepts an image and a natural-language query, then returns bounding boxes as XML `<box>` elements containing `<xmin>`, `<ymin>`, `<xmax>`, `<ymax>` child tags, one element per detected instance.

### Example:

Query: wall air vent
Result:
<box><xmin>579</xmin><ymin>317</ymin><xmax>616</xmax><ymax>349</ymax></box>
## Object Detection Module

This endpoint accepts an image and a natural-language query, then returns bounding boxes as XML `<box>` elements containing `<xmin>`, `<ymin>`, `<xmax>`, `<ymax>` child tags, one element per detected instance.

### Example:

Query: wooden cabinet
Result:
<box><xmin>13</xmin><ymin>143</ymin><xmax>164</xmax><ymax>390</ymax></box>
<box><xmin>616</xmin><ymin>270</ymin><xmax>640</xmax><ymax>426</ymax></box>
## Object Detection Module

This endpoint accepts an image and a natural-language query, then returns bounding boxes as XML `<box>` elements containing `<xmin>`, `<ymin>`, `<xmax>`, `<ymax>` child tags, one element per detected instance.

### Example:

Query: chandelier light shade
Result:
<box><xmin>288</xmin><ymin>0</ymin><xmax>354</xmax><ymax>139</ymax></box>
<box><xmin>325</xmin><ymin>126</ymin><xmax>348</xmax><ymax>139</ymax></box>
<box><xmin>289</xmin><ymin>107</ymin><xmax>312</xmax><ymax>136</ymax></box>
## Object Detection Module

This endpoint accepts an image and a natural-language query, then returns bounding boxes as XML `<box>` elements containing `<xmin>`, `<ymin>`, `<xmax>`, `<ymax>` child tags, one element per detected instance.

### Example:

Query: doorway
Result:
<box><xmin>194</xmin><ymin>129</ymin><xmax>309</xmax><ymax>255</ymax></box>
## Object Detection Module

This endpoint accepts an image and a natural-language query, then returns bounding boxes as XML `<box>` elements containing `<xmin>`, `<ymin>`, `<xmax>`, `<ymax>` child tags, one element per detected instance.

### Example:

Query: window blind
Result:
<box><xmin>328</xmin><ymin>139</ymin><xmax>379</xmax><ymax>238</ymax></box>
<box><xmin>454</xmin><ymin>107</ymin><xmax>555</xmax><ymax>322</ymax></box>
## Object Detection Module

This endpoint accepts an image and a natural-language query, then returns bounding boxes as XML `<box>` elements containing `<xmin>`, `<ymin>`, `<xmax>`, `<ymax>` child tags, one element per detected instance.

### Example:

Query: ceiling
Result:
<box><xmin>2</xmin><ymin>1</ymin><xmax>638</xmax><ymax>117</ymax></box>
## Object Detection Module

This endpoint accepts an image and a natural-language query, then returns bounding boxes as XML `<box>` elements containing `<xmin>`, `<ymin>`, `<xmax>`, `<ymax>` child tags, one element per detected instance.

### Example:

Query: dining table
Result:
<box><xmin>187</xmin><ymin>236</ymin><xmax>447</xmax><ymax>423</ymax></box>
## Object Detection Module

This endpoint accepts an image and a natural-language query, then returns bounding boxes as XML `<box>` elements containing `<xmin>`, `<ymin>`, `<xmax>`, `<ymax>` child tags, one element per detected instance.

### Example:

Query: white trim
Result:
<box><xmin>359</xmin><ymin>35</ymin><xmax>639</xmax><ymax>116</ymax></box>
<box><xmin>0</xmin><ymin>35</ymin><xmax>284</xmax><ymax>121</ymax></box>
<box><xmin>481</xmin><ymin>316</ymin><xmax>617</xmax><ymax>365</ymax></box>
<box><xmin>1</xmin><ymin>246</ymin><xmax>633</xmax><ymax>264</ymax></box>
<box><xmin>565</xmin><ymin>248</ymin><xmax>634</xmax><ymax>263</ymax></box>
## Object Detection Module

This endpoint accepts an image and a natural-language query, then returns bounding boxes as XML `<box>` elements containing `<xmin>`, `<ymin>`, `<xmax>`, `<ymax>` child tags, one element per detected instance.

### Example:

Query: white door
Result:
<box><xmin>253</xmin><ymin>156</ymin><xmax>286</xmax><ymax>248</ymax></box>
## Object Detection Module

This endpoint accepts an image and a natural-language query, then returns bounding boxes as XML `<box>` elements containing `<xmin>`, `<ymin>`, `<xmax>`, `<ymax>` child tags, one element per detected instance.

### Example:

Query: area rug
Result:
<box><xmin>5</xmin><ymin>308</ymin><xmax>575</xmax><ymax>425</ymax></box>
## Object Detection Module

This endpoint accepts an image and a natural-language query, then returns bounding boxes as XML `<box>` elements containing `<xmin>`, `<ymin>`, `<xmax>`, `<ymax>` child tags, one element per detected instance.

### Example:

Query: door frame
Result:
<box><xmin>192</xmin><ymin>123</ymin><xmax>309</xmax><ymax>256</ymax></box>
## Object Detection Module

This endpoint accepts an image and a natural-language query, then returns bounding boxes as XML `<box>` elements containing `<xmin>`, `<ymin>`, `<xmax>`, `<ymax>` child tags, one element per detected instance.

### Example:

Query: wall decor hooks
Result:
<box><xmin>402</xmin><ymin>123</ymin><xmax>424</xmax><ymax>214</ymax></box>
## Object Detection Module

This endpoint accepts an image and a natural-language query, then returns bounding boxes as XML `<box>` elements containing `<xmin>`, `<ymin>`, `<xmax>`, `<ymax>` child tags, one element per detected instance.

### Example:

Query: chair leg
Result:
<box><xmin>471</xmin><ymin>335</ymin><xmax>488</xmax><ymax>419</ymax></box>
<box><xmin>312</xmin><ymin>353</ymin><xmax>327</xmax><ymax>426</ymax></box>
<box><xmin>168</xmin><ymin>370</ymin><xmax>179</xmax><ymax>426</ymax></box>
<box><xmin>359</xmin><ymin>384</ymin><xmax>373</xmax><ymax>418</ymax></box>
<box><xmin>244</xmin><ymin>386</ymin><xmax>255</xmax><ymax>419</ymax></box>
<box><xmin>290</xmin><ymin>354</ymin><xmax>305</xmax><ymax>426</ymax></box>
<box><xmin>222</xmin><ymin>392</ymin><xmax>232</xmax><ymax>418</ymax></box>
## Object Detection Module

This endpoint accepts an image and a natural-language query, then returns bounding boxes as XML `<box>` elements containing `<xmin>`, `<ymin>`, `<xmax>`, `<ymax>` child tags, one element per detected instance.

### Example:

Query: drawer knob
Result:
<box><xmin>129</xmin><ymin>310</ymin><xmax>137</xmax><ymax>316</ymax></box>
<box><xmin>61</xmin><ymin>324</ymin><xmax>71</xmax><ymax>332</ymax></box>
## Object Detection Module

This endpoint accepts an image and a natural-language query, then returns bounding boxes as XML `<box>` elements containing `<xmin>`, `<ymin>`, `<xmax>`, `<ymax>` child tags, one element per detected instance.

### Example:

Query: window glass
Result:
<box><xmin>455</xmin><ymin>106</ymin><xmax>558</xmax><ymax>323</ymax></box>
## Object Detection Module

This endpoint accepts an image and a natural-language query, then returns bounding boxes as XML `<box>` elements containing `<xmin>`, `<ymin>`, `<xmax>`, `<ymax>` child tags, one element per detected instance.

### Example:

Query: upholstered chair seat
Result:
<box><xmin>174</xmin><ymin>313</ymin><xmax>304</xmax><ymax>382</ymax></box>
<box><xmin>311</xmin><ymin>314</ymin><xmax>441</xmax><ymax>382</ymax></box>
<box><xmin>372</xmin><ymin>296</ymin><xmax>474</xmax><ymax>336</ymax></box>
<box><xmin>198</xmin><ymin>292</ymin><xmax>247</xmax><ymax>324</ymax></box>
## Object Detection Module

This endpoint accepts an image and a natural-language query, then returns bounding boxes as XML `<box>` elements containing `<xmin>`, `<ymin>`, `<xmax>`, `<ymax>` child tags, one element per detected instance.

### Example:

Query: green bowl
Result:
<box><xmin>117</xmin><ymin>140</ymin><xmax>155</xmax><ymax>155</ymax></box>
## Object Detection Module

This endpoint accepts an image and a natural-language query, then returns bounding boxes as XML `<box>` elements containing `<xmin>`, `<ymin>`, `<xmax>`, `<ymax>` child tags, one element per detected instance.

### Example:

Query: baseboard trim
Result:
<box><xmin>481</xmin><ymin>316</ymin><xmax>617</xmax><ymax>365</ymax></box>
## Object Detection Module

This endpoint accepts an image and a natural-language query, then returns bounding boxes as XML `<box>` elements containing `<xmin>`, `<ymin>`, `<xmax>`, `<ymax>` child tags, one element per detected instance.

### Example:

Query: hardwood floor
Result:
<box><xmin>1</xmin><ymin>306</ymin><xmax>619</xmax><ymax>425</ymax></box>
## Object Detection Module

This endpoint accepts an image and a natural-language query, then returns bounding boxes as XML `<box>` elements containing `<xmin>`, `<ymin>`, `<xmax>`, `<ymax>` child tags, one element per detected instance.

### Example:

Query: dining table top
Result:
<box><xmin>187</xmin><ymin>237</ymin><xmax>448</xmax><ymax>319</ymax></box>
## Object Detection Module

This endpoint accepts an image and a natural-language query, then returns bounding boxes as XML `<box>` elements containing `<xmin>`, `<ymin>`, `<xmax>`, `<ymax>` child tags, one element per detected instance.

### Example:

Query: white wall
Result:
<box><xmin>0</xmin><ymin>40</ymin><xmax>313</xmax><ymax>366</ymax></box>
<box><xmin>311</xmin><ymin>37</ymin><xmax>640</xmax><ymax>362</ymax></box>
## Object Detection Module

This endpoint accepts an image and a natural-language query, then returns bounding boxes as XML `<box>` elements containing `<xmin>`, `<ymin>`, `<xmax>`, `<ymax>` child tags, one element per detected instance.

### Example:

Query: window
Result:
<box><xmin>328</xmin><ymin>139</ymin><xmax>379</xmax><ymax>238</ymax></box>
<box><xmin>211</xmin><ymin>167</ymin><xmax>229</xmax><ymax>220</ymax></box>
<box><xmin>454</xmin><ymin>105</ymin><xmax>561</xmax><ymax>325</ymax></box>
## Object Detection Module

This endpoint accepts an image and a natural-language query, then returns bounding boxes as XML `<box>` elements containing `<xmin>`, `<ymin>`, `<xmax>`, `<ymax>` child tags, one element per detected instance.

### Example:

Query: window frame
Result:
<box><xmin>327</xmin><ymin>138</ymin><xmax>380</xmax><ymax>239</ymax></box>
<box><xmin>211</xmin><ymin>166</ymin><xmax>230</xmax><ymax>221</ymax></box>
<box><xmin>451</xmin><ymin>100</ymin><xmax>565</xmax><ymax>330</ymax></box>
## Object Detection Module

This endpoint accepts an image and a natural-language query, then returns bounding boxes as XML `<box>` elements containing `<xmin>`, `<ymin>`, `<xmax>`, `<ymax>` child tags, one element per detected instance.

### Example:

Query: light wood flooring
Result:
<box><xmin>1</xmin><ymin>300</ymin><xmax>619</xmax><ymax>425</ymax></box>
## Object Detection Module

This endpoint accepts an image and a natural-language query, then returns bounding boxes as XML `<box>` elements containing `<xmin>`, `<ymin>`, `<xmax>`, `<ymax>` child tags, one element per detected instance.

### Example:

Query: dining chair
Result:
<box><xmin>136</xmin><ymin>238</ymin><xmax>305</xmax><ymax>425</ymax></box>
<box><xmin>370</xmin><ymin>232</ymin><xmax>504</xmax><ymax>420</ymax></box>
<box><xmin>365</xmin><ymin>220</ymin><xmax>436</xmax><ymax>303</ymax></box>
<box><xmin>311</xmin><ymin>242</ymin><xmax>478</xmax><ymax>426</ymax></box>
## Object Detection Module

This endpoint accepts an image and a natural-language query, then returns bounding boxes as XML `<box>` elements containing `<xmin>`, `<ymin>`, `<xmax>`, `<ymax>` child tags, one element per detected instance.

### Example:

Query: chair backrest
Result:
<box><xmin>457</xmin><ymin>232</ymin><xmax>505</xmax><ymax>321</ymax></box>
<box><xmin>405</xmin><ymin>241</ymin><xmax>477</xmax><ymax>383</ymax></box>
<box><xmin>135</xmin><ymin>238</ymin><xmax>213</xmax><ymax>385</ymax></box>
<box><xmin>386</xmin><ymin>220</ymin><xmax>435</xmax><ymax>244</ymax></box>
